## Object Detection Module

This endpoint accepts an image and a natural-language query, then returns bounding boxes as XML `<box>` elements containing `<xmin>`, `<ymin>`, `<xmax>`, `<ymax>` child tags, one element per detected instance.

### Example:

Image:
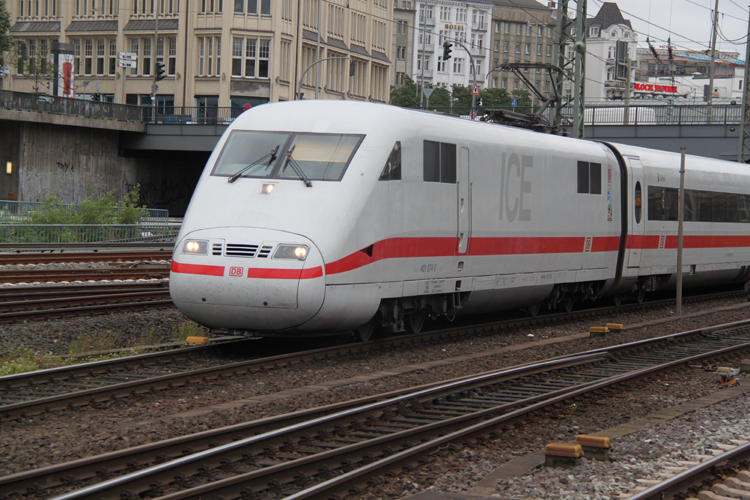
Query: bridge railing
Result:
<box><xmin>0</xmin><ymin>90</ymin><xmax>146</xmax><ymax>122</ymax></box>
<box><xmin>1</xmin><ymin>91</ymin><xmax>744</xmax><ymax>127</ymax></box>
<box><xmin>144</xmin><ymin>106</ymin><xmax>236</xmax><ymax>125</ymax></box>
<box><xmin>0</xmin><ymin>223</ymin><xmax>180</xmax><ymax>244</ymax></box>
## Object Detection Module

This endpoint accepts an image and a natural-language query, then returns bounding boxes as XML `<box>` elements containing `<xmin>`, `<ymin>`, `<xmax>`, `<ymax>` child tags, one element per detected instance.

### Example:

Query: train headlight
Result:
<box><xmin>182</xmin><ymin>240</ymin><xmax>208</xmax><ymax>255</ymax></box>
<box><xmin>273</xmin><ymin>244</ymin><xmax>309</xmax><ymax>261</ymax></box>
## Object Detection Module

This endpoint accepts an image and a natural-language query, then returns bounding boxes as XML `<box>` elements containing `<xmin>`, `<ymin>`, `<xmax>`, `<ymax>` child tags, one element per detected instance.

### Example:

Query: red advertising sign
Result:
<box><xmin>634</xmin><ymin>82</ymin><xmax>677</xmax><ymax>93</ymax></box>
<box><xmin>63</xmin><ymin>62</ymin><xmax>72</xmax><ymax>98</ymax></box>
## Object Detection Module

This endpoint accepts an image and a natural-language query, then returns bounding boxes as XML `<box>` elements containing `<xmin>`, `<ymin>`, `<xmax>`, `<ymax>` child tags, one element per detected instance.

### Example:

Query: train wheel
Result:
<box><xmin>355</xmin><ymin>320</ymin><xmax>376</xmax><ymax>342</ymax></box>
<box><xmin>637</xmin><ymin>289</ymin><xmax>646</xmax><ymax>304</ymax></box>
<box><xmin>611</xmin><ymin>294</ymin><xmax>623</xmax><ymax>307</ymax></box>
<box><xmin>406</xmin><ymin>312</ymin><xmax>425</xmax><ymax>334</ymax></box>
<box><xmin>562</xmin><ymin>295</ymin><xmax>574</xmax><ymax>313</ymax></box>
<box><xmin>527</xmin><ymin>303</ymin><xmax>540</xmax><ymax>318</ymax></box>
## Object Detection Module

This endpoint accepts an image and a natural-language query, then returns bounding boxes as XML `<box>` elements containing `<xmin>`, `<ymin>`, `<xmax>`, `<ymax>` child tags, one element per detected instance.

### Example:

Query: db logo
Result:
<box><xmin>229</xmin><ymin>267</ymin><xmax>244</xmax><ymax>277</ymax></box>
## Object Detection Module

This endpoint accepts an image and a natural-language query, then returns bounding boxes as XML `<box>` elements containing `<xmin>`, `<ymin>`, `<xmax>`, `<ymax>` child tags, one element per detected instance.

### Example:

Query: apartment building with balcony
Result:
<box><xmin>411</xmin><ymin>0</ymin><xmax>492</xmax><ymax>91</ymax></box>
<box><xmin>5</xmin><ymin>0</ymin><xmax>392</xmax><ymax>114</ymax></box>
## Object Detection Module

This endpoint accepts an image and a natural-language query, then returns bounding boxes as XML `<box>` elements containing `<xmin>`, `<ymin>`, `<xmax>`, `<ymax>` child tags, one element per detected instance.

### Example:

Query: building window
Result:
<box><xmin>504</xmin><ymin>22</ymin><xmax>510</xmax><ymax>34</ymax></box>
<box><xmin>538</xmin><ymin>26</ymin><xmax>543</xmax><ymax>37</ymax></box>
<box><xmin>437</xmin><ymin>59</ymin><xmax>445</xmax><ymax>72</ymax></box>
<box><xmin>525</xmin><ymin>43</ymin><xmax>530</xmax><ymax>55</ymax></box>
<box><xmin>245</xmin><ymin>0</ymin><xmax>271</xmax><ymax>14</ymax></box>
<box><xmin>515</xmin><ymin>42</ymin><xmax>520</xmax><ymax>54</ymax></box>
<box><xmin>397</xmin><ymin>20</ymin><xmax>407</xmax><ymax>34</ymax></box>
<box><xmin>516</xmin><ymin>24</ymin><xmax>522</xmax><ymax>35</ymax></box>
<box><xmin>396</xmin><ymin>45</ymin><xmax>406</xmax><ymax>60</ymax></box>
<box><xmin>546</xmin><ymin>45</ymin><xmax>551</xmax><ymax>57</ymax></box>
<box><xmin>590</xmin><ymin>26</ymin><xmax>599</xmax><ymax>37</ymax></box>
<box><xmin>453</xmin><ymin>57</ymin><xmax>462</xmax><ymax>73</ymax></box>
<box><xmin>230</xmin><ymin>36</ymin><xmax>270</xmax><ymax>78</ymax></box>
<box><xmin>197</xmin><ymin>36</ymin><xmax>221</xmax><ymax>76</ymax></box>
<box><xmin>200</xmin><ymin>0</ymin><xmax>223</xmax><ymax>13</ymax></box>
<box><xmin>536</xmin><ymin>44</ymin><xmax>542</xmax><ymax>56</ymax></box>
<box><xmin>439</xmin><ymin>6</ymin><xmax>449</xmax><ymax>21</ymax></box>
<box><xmin>503</xmin><ymin>41</ymin><xmax>509</xmax><ymax>52</ymax></box>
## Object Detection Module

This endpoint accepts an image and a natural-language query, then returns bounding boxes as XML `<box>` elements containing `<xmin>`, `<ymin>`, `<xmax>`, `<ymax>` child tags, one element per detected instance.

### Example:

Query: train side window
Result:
<box><xmin>423</xmin><ymin>140</ymin><xmax>456</xmax><ymax>183</ymax></box>
<box><xmin>424</xmin><ymin>141</ymin><xmax>440</xmax><ymax>182</ymax></box>
<box><xmin>577</xmin><ymin>161</ymin><xmax>589</xmax><ymax>193</ymax></box>
<box><xmin>634</xmin><ymin>181</ymin><xmax>642</xmax><ymax>224</ymax></box>
<box><xmin>440</xmin><ymin>143</ymin><xmax>456</xmax><ymax>183</ymax></box>
<box><xmin>379</xmin><ymin>141</ymin><xmax>402</xmax><ymax>181</ymax></box>
<box><xmin>590</xmin><ymin>163</ymin><xmax>601</xmax><ymax>194</ymax></box>
<box><xmin>577</xmin><ymin>161</ymin><xmax>601</xmax><ymax>194</ymax></box>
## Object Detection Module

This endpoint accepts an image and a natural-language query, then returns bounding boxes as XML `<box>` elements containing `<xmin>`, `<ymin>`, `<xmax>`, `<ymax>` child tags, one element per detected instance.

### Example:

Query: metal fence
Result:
<box><xmin>0</xmin><ymin>89</ymin><xmax>145</xmax><ymax>122</ymax></box>
<box><xmin>144</xmin><ymin>106</ymin><xmax>237</xmax><ymax>125</ymax></box>
<box><xmin>0</xmin><ymin>223</ymin><xmax>181</xmax><ymax>244</ymax></box>
<box><xmin>418</xmin><ymin>104</ymin><xmax>743</xmax><ymax>126</ymax></box>
<box><xmin>2</xmin><ymin>91</ymin><xmax>744</xmax><ymax>127</ymax></box>
<box><xmin>0</xmin><ymin>200</ymin><xmax>168</xmax><ymax>223</ymax></box>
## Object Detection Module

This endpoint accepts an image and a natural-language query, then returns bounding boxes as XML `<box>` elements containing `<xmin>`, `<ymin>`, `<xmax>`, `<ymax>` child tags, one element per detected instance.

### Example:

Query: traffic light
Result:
<box><xmin>349</xmin><ymin>60</ymin><xmax>356</xmax><ymax>77</ymax></box>
<box><xmin>442</xmin><ymin>41</ymin><xmax>452</xmax><ymax>60</ymax></box>
<box><xmin>155</xmin><ymin>60</ymin><xmax>166</xmax><ymax>81</ymax></box>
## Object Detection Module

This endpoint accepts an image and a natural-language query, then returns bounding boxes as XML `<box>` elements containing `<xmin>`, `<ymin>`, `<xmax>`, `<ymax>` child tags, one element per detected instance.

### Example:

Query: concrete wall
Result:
<box><xmin>2</xmin><ymin>120</ymin><xmax>205</xmax><ymax>215</ymax></box>
<box><xmin>0</xmin><ymin>122</ymin><xmax>21</xmax><ymax>200</ymax></box>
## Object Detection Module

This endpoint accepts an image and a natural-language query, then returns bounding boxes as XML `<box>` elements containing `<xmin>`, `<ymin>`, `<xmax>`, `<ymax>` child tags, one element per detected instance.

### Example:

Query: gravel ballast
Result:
<box><xmin>1</xmin><ymin>295</ymin><xmax>749</xmax><ymax>499</ymax></box>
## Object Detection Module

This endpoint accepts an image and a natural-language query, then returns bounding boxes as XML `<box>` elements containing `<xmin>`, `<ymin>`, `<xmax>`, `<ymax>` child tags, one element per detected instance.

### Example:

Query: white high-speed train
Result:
<box><xmin>170</xmin><ymin>101</ymin><xmax>750</xmax><ymax>340</ymax></box>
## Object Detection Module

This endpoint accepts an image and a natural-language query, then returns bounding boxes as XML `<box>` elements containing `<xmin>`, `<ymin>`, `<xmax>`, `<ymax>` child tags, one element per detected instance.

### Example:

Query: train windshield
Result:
<box><xmin>278</xmin><ymin>134</ymin><xmax>364</xmax><ymax>181</ymax></box>
<box><xmin>212</xmin><ymin>131</ymin><xmax>290</xmax><ymax>178</ymax></box>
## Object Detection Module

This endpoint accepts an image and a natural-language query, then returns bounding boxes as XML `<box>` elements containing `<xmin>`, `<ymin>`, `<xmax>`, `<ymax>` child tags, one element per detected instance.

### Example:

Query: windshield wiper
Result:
<box><xmin>282</xmin><ymin>145</ymin><xmax>312</xmax><ymax>187</ymax></box>
<box><xmin>227</xmin><ymin>145</ymin><xmax>279</xmax><ymax>183</ymax></box>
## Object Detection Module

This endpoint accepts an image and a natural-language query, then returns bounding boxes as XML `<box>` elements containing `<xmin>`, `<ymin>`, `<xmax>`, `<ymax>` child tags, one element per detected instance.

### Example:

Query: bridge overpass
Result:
<box><xmin>123</xmin><ymin>120</ymin><xmax>743</xmax><ymax>162</ymax></box>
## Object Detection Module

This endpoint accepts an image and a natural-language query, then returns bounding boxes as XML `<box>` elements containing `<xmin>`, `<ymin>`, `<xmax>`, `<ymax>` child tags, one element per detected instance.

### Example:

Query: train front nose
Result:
<box><xmin>169</xmin><ymin>228</ymin><xmax>325</xmax><ymax>331</ymax></box>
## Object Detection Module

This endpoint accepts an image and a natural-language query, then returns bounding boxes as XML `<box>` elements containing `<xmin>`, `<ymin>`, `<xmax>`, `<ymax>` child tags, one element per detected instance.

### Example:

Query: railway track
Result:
<box><xmin>0</xmin><ymin>282</ymin><xmax>173</xmax><ymax>323</ymax></box>
<box><xmin>5</xmin><ymin>320</ymin><xmax>750</xmax><ymax>499</ymax></box>
<box><xmin>0</xmin><ymin>265</ymin><xmax>171</xmax><ymax>284</ymax></box>
<box><xmin>628</xmin><ymin>441</ymin><xmax>750</xmax><ymax>500</ymax></box>
<box><xmin>0</xmin><ymin>290</ymin><xmax>745</xmax><ymax>420</ymax></box>
<box><xmin>0</xmin><ymin>250</ymin><xmax>173</xmax><ymax>265</ymax></box>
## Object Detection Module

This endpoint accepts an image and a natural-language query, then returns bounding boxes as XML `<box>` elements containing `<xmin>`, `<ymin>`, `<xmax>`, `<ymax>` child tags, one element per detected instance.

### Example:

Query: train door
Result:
<box><xmin>627</xmin><ymin>158</ymin><xmax>646</xmax><ymax>268</ymax></box>
<box><xmin>457</xmin><ymin>147</ymin><xmax>472</xmax><ymax>254</ymax></box>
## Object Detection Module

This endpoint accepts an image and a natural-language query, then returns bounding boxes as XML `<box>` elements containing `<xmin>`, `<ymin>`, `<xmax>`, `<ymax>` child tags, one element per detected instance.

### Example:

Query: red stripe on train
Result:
<box><xmin>171</xmin><ymin>261</ymin><xmax>225</xmax><ymax>276</ymax></box>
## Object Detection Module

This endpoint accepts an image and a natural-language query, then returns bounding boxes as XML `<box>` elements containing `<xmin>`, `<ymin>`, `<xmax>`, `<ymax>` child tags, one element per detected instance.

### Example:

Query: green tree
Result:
<box><xmin>0</xmin><ymin>0</ymin><xmax>12</xmax><ymax>69</ymax></box>
<box><xmin>390</xmin><ymin>75</ymin><xmax>420</xmax><ymax>108</ymax></box>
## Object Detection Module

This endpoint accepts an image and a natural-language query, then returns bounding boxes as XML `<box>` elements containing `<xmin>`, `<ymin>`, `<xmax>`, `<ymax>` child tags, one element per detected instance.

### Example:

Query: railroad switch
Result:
<box><xmin>543</xmin><ymin>443</ymin><xmax>584</xmax><ymax>468</ymax></box>
<box><xmin>574</xmin><ymin>435</ymin><xmax>611</xmax><ymax>461</ymax></box>
<box><xmin>589</xmin><ymin>326</ymin><xmax>609</xmax><ymax>338</ymax></box>
<box><xmin>185</xmin><ymin>336</ymin><xmax>210</xmax><ymax>344</ymax></box>
<box><xmin>717</xmin><ymin>367</ymin><xmax>741</xmax><ymax>386</ymax></box>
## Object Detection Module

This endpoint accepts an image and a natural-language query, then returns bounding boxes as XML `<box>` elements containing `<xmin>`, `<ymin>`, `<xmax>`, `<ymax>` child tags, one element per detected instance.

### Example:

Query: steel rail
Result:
<box><xmin>0</xmin><ymin>282</ymin><xmax>168</xmax><ymax>300</ymax></box>
<box><xmin>627</xmin><ymin>441</ymin><xmax>750</xmax><ymax>500</ymax></box>
<box><xmin>0</xmin><ymin>242</ymin><xmax>175</xmax><ymax>251</ymax></box>
<box><xmin>275</xmin><ymin>339</ymin><xmax>750</xmax><ymax>500</ymax></box>
<box><xmin>50</xmin><ymin>353</ymin><xmax>610</xmax><ymax>500</ymax></box>
<box><xmin>0</xmin><ymin>340</ymin><xmax>246</xmax><ymax>391</ymax></box>
<box><xmin>0</xmin><ymin>354</ymin><xmax>602</xmax><ymax>496</ymax></box>
<box><xmin>0</xmin><ymin>250</ymin><xmax>173</xmax><ymax>265</ymax></box>
<box><xmin>54</xmin><ymin>336</ymin><xmax>750</xmax><ymax>500</ymax></box>
<box><xmin>0</xmin><ymin>292</ymin><xmax>173</xmax><ymax>323</ymax></box>
<box><xmin>5</xmin><ymin>319</ymin><xmax>750</xmax><ymax>498</ymax></box>
<box><xmin>0</xmin><ymin>289</ymin><xmax>170</xmax><ymax>312</ymax></box>
<box><xmin>0</xmin><ymin>267</ymin><xmax>170</xmax><ymax>283</ymax></box>
<box><xmin>1</xmin><ymin>295</ymin><xmax>747</xmax><ymax>420</ymax></box>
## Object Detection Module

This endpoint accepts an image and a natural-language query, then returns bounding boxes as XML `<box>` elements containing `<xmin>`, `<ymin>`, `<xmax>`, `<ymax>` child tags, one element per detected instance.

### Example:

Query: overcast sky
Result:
<box><xmin>588</xmin><ymin>0</ymin><xmax>750</xmax><ymax>59</ymax></box>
